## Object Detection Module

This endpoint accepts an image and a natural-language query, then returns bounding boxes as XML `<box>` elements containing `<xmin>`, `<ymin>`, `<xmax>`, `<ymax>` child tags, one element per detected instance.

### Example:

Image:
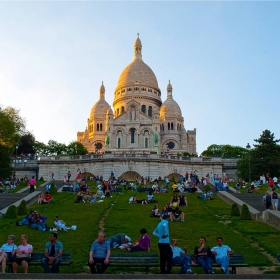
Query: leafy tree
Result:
<box><xmin>33</xmin><ymin>141</ymin><xmax>49</xmax><ymax>156</ymax></box>
<box><xmin>201</xmin><ymin>144</ymin><xmax>247</xmax><ymax>158</ymax></box>
<box><xmin>0</xmin><ymin>144</ymin><xmax>12</xmax><ymax>178</ymax></box>
<box><xmin>17</xmin><ymin>132</ymin><xmax>35</xmax><ymax>155</ymax></box>
<box><xmin>237</xmin><ymin>130</ymin><xmax>280</xmax><ymax>180</ymax></box>
<box><xmin>47</xmin><ymin>140</ymin><xmax>67</xmax><ymax>156</ymax></box>
<box><xmin>67</xmin><ymin>141</ymin><xmax>88</xmax><ymax>155</ymax></box>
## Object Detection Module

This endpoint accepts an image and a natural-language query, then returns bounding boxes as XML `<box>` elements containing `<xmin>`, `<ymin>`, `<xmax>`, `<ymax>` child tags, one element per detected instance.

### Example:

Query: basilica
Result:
<box><xmin>77</xmin><ymin>35</ymin><xmax>196</xmax><ymax>155</ymax></box>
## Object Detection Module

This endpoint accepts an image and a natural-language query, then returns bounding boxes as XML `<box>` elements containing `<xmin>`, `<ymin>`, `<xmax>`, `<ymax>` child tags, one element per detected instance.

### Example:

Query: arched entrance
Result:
<box><xmin>121</xmin><ymin>171</ymin><xmax>141</xmax><ymax>181</ymax></box>
<box><xmin>166</xmin><ymin>173</ymin><xmax>182</xmax><ymax>182</ymax></box>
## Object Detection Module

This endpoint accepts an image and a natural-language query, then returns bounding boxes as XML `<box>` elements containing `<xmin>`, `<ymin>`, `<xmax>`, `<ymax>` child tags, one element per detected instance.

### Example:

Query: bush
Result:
<box><xmin>17</xmin><ymin>200</ymin><xmax>27</xmax><ymax>216</ymax></box>
<box><xmin>240</xmin><ymin>204</ymin><xmax>252</xmax><ymax>220</ymax></box>
<box><xmin>230</xmin><ymin>203</ymin><xmax>240</xmax><ymax>217</ymax></box>
<box><xmin>49</xmin><ymin>183</ymin><xmax>57</xmax><ymax>195</ymax></box>
<box><xmin>39</xmin><ymin>177</ymin><xmax>44</xmax><ymax>181</ymax></box>
<box><xmin>5</xmin><ymin>205</ymin><xmax>17</xmax><ymax>219</ymax></box>
<box><xmin>204</xmin><ymin>185</ymin><xmax>210</xmax><ymax>192</ymax></box>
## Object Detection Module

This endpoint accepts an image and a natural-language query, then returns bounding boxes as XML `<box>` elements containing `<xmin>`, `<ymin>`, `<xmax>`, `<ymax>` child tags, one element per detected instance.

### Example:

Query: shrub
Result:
<box><xmin>49</xmin><ymin>183</ymin><xmax>57</xmax><ymax>195</ymax></box>
<box><xmin>230</xmin><ymin>203</ymin><xmax>240</xmax><ymax>217</ymax></box>
<box><xmin>204</xmin><ymin>185</ymin><xmax>210</xmax><ymax>192</ymax></box>
<box><xmin>5</xmin><ymin>205</ymin><xmax>17</xmax><ymax>219</ymax></box>
<box><xmin>240</xmin><ymin>204</ymin><xmax>252</xmax><ymax>220</ymax></box>
<box><xmin>17</xmin><ymin>200</ymin><xmax>27</xmax><ymax>216</ymax></box>
<box><xmin>39</xmin><ymin>177</ymin><xmax>44</xmax><ymax>181</ymax></box>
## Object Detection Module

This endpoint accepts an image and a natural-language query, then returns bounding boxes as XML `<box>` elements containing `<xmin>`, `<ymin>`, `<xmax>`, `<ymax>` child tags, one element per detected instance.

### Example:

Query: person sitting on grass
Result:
<box><xmin>107</xmin><ymin>233</ymin><xmax>131</xmax><ymax>248</ymax></box>
<box><xmin>178</xmin><ymin>193</ymin><xmax>188</xmax><ymax>207</ymax></box>
<box><xmin>170</xmin><ymin>207</ymin><xmax>185</xmax><ymax>222</ymax></box>
<box><xmin>16</xmin><ymin>210</ymin><xmax>35</xmax><ymax>226</ymax></box>
<box><xmin>206</xmin><ymin>191</ymin><xmax>213</xmax><ymax>200</ymax></box>
<box><xmin>170</xmin><ymin>193</ymin><xmax>179</xmax><ymax>207</ymax></box>
<box><xmin>84</xmin><ymin>190</ymin><xmax>91</xmax><ymax>203</ymax></box>
<box><xmin>75</xmin><ymin>190</ymin><xmax>83</xmax><ymax>203</ymax></box>
<box><xmin>42</xmin><ymin>192</ymin><xmax>53</xmax><ymax>204</ymax></box>
<box><xmin>126</xmin><ymin>228</ymin><xmax>150</xmax><ymax>252</ymax></box>
<box><xmin>160</xmin><ymin>206</ymin><xmax>170</xmax><ymax>219</ymax></box>
<box><xmin>38</xmin><ymin>192</ymin><xmax>45</xmax><ymax>204</ymax></box>
<box><xmin>151</xmin><ymin>204</ymin><xmax>161</xmax><ymax>217</ymax></box>
<box><xmin>147</xmin><ymin>192</ymin><xmax>154</xmax><ymax>203</ymax></box>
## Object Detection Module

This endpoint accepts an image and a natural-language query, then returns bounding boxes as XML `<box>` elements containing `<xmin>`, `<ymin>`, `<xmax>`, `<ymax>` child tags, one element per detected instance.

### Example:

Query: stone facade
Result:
<box><xmin>77</xmin><ymin>35</ymin><xmax>196</xmax><ymax>155</ymax></box>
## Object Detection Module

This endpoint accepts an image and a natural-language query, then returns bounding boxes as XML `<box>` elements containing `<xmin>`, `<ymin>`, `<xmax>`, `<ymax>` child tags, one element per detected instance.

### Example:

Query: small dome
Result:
<box><xmin>90</xmin><ymin>99</ymin><xmax>110</xmax><ymax>119</ymax></box>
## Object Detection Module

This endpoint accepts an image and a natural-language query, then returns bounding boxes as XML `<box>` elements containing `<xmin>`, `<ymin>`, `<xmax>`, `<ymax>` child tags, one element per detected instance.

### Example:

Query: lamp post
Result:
<box><xmin>13</xmin><ymin>143</ymin><xmax>19</xmax><ymax>179</ymax></box>
<box><xmin>246</xmin><ymin>143</ymin><xmax>251</xmax><ymax>183</ymax></box>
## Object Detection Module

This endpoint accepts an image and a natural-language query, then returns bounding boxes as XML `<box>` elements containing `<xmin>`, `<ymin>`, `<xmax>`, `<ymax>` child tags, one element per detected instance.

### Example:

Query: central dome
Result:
<box><xmin>116</xmin><ymin>35</ymin><xmax>159</xmax><ymax>90</ymax></box>
<box><xmin>117</xmin><ymin>60</ymin><xmax>158</xmax><ymax>89</ymax></box>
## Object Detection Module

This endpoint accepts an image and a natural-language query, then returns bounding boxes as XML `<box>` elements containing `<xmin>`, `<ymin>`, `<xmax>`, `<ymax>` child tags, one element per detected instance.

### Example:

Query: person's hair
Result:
<box><xmin>54</xmin><ymin>216</ymin><xmax>58</xmax><ymax>219</ymax></box>
<box><xmin>21</xmin><ymin>234</ymin><xmax>27</xmax><ymax>241</ymax></box>
<box><xmin>29</xmin><ymin>210</ymin><xmax>34</xmax><ymax>214</ymax></box>
<box><xmin>98</xmin><ymin>231</ymin><xmax>106</xmax><ymax>238</ymax></box>
<box><xmin>140</xmin><ymin>228</ymin><xmax>147</xmax><ymax>234</ymax></box>
<box><xmin>200</xmin><ymin>237</ymin><xmax>206</xmax><ymax>242</ymax></box>
<box><xmin>217</xmin><ymin>237</ymin><xmax>223</xmax><ymax>241</ymax></box>
<box><xmin>51</xmin><ymin>232</ymin><xmax>58</xmax><ymax>239</ymax></box>
<box><xmin>8</xmin><ymin>235</ymin><xmax>15</xmax><ymax>240</ymax></box>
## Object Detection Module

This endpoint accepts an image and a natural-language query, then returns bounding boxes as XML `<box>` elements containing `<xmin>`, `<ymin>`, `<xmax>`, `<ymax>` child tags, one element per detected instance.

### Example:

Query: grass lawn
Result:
<box><xmin>1</xmin><ymin>181</ymin><xmax>280</xmax><ymax>274</ymax></box>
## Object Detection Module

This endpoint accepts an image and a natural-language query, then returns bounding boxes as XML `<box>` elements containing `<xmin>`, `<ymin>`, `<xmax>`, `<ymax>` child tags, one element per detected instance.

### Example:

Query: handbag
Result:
<box><xmin>16</xmin><ymin>253</ymin><xmax>30</xmax><ymax>258</ymax></box>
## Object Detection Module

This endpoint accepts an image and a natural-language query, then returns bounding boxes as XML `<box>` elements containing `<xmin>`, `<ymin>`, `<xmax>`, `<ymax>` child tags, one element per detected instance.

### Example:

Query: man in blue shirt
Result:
<box><xmin>153</xmin><ymin>215</ymin><xmax>172</xmax><ymax>274</ymax></box>
<box><xmin>88</xmin><ymin>231</ymin><xmax>110</xmax><ymax>274</ymax></box>
<box><xmin>171</xmin><ymin>239</ymin><xmax>193</xmax><ymax>274</ymax></box>
<box><xmin>41</xmin><ymin>233</ymin><xmax>63</xmax><ymax>273</ymax></box>
<box><xmin>211</xmin><ymin>237</ymin><xmax>234</xmax><ymax>274</ymax></box>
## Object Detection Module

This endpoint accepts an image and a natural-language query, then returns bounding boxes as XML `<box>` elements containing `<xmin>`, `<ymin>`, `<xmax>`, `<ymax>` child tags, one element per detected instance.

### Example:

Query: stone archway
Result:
<box><xmin>121</xmin><ymin>171</ymin><xmax>141</xmax><ymax>181</ymax></box>
<box><xmin>166</xmin><ymin>173</ymin><xmax>182</xmax><ymax>182</ymax></box>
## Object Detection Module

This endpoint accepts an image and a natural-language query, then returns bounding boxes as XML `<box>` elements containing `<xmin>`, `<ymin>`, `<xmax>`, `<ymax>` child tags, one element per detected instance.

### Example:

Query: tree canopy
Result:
<box><xmin>237</xmin><ymin>130</ymin><xmax>280</xmax><ymax>180</ymax></box>
<box><xmin>201</xmin><ymin>144</ymin><xmax>248</xmax><ymax>158</ymax></box>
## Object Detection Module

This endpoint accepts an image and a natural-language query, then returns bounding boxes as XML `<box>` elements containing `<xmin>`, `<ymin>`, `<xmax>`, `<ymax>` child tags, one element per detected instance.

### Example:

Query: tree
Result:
<box><xmin>17</xmin><ymin>132</ymin><xmax>35</xmax><ymax>155</ymax></box>
<box><xmin>33</xmin><ymin>141</ymin><xmax>49</xmax><ymax>156</ymax></box>
<box><xmin>201</xmin><ymin>144</ymin><xmax>248</xmax><ymax>158</ymax></box>
<box><xmin>0</xmin><ymin>144</ymin><xmax>12</xmax><ymax>178</ymax></box>
<box><xmin>67</xmin><ymin>141</ymin><xmax>88</xmax><ymax>155</ymax></box>
<box><xmin>237</xmin><ymin>130</ymin><xmax>280</xmax><ymax>180</ymax></box>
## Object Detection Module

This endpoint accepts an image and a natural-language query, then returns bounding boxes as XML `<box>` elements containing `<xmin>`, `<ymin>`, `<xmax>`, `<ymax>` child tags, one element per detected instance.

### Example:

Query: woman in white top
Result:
<box><xmin>12</xmin><ymin>235</ymin><xmax>33</xmax><ymax>273</ymax></box>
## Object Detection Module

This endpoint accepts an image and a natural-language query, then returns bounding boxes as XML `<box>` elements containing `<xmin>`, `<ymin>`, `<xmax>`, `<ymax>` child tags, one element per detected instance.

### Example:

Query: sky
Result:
<box><xmin>1</xmin><ymin>1</ymin><xmax>280</xmax><ymax>155</ymax></box>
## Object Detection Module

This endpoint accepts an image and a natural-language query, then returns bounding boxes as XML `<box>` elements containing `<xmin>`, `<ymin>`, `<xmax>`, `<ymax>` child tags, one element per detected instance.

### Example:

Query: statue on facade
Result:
<box><xmin>154</xmin><ymin>133</ymin><xmax>158</xmax><ymax>145</ymax></box>
<box><xmin>131</xmin><ymin>107</ymin><xmax>136</xmax><ymax>120</ymax></box>
<box><xmin>105</xmin><ymin>134</ymin><xmax>110</xmax><ymax>146</ymax></box>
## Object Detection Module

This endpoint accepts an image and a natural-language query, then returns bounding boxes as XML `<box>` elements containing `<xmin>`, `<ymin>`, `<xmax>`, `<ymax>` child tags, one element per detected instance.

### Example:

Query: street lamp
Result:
<box><xmin>13</xmin><ymin>143</ymin><xmax>19</xmax><ymax>179</ymax></box>
<box><xmin>246</xmin><ymin>143</ymin><xmax>251</xmax><ymax>183</ymax></box>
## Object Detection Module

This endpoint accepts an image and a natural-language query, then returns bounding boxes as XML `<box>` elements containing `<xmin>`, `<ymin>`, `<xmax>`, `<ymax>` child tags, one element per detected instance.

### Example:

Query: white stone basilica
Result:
<box><xmin>77</xmin><ymin>35</ymin><xmax>196</xmax><ymax>155</ymax></box>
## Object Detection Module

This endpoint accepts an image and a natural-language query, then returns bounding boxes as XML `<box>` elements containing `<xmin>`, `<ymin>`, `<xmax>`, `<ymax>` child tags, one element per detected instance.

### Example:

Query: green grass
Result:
<box><xmin>1</xmin><ymin>181</ymin><xmax>280</xmax><ymax>274</ymax></box>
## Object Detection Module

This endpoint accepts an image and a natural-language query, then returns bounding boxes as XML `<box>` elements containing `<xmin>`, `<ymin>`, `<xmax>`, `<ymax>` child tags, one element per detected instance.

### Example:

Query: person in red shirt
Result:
<box><xmin>269</xmin><ymin>178</ymin><xmax>275</xmax><ymax>189</ymax></box>
<box><xmin>43</xmin><ymin>192</ymin><xmax>53</xmax><ymax>203</ymax></box>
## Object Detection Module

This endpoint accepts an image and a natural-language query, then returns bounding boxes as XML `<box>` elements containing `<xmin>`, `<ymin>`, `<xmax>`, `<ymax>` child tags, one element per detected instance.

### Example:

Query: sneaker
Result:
<box><xmin>186</xmin><ymin>270</ymin><xmax>193</xmax><ymax>274</ymax></box>
<box><xmin>170</xmin><ymin>219</ymin><xmax>174</xmax><ymax>222</ymax></box>
<box><xmin>208</xmin><ymin>270</ymin><xmax>214</xmax><ymax>274</ymax></box>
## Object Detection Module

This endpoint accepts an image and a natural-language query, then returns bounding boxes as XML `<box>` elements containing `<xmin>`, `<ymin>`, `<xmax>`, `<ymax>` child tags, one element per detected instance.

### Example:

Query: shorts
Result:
<box><xmin>173</xmin><ymin>217</ymin><xmax>181</xmax><ymax>221</ymax></box>
<box><xmin>6</xmin><ymin>252</ymin><xmax>15</xmax><ymax>262</ymax></box>
<box><xmin>13</xmin><ymin>257</ymin><xmax>31</xmax><ymax>264</ymax></box>
<box><xmin>272</xmin><ymin>199</ymin><xmax>278</xmax><ymax>207</ymax></box>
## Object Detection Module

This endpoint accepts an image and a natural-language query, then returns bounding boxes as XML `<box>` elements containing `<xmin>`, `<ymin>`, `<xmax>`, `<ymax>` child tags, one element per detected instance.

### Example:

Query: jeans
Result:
<box><xmin>197</xmin><ymin>256</ymin><xmax>213</xmax><ymax>273</ymax></box>
<box><xmin>30</xmin><ymin>223</ymin><xmax>45</xmax><ymax>231</ymax></box>
<box><xmin>18</xmin><ymin>218</ymin><xmax>29</xmax><ymax>225</ymax></box>
<box><xmin>173</xmin><ymin>255</ymin><xmax>191</xmax><ymax>274</ymax></box>
<box><xmin>41</xmin><ymin>257</ymin><xmax>61</xmax><ymax>273</ymax></box>
<box><xmin>216</xmin><ymin>256</ymin><xmax>230</xmax><ymax>274</ymax></box>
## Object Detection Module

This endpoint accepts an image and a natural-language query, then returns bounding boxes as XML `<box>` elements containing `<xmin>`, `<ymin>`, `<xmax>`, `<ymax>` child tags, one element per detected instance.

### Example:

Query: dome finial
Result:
<box><xmin>100</xmin><ymin>81</ymin><xmax>105</xmax><ymax>99</ymax></box>
<box><xmin>134</xmin><ymin>34</ymin><xmax>142</xmax><ymax>61</ymax></box>
<box><xmin>167</xmin><ymin>80</ymin><xmax>173</xmax><ymax>97</ymax></box>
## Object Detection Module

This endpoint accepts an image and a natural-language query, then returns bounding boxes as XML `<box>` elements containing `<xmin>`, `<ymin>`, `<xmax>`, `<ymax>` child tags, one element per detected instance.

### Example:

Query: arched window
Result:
<box><xmin>100</xmin><ymin>123</ymin><xmax>103</xmax><ymax>131</ymax></box>
<box><xmin>121</xmin><ymin>106</ymin><xmax>124</xmax><ymax>114</ymax></box>
<box><xmin>168</xmin><ymin>123</ymin><xmax>170</xmax><ymax>130</ymax></box>
<box><xmin>118</xmin><ymin>138</ymin><xmax>121</xmax><ymax>148</ymax></box>
<box><xmin>177</xmin><ymin>124</ymin><xmax>179</xmax><ymax>131</ymax></box>
<box><xmin>141</xmin><ymin>105</ymin><xmax>146</xmax><ymax>114</ymax></box>
<box><xmin>145</xmin><ymin>138</ymin><xmax>148</xmax><ymax>148</ymax></box>
<box><xmin>171</xmin><ymin>123</ymin><xmax>174</xmax><ymax>130</ymax></box>
<box><xmin>162</xmin><ymin>124</ymin><xmax>164</xmax><ymax>131</ymax></box>
<box><xmin>130</xmin><ymin>128</ymin><xmax>136</xmax><ymax>144</ymax></box>
<box><xmin>148</xmin><ymin>106</ymin><xmax>152</xmax><ymax>117</ymax></box>
<box><xmin>117</xmin><ymin>108</ymin><xmax>119</xmax><ymax>116</ymax></box>
<box><xmin>97</xmin><ymin>124</ymin><xmax>99</xmax><ymax>131</ymax></box>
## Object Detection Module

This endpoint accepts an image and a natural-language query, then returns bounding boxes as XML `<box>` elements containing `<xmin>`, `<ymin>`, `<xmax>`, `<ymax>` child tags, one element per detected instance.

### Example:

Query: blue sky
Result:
<box><xmin>1</xmin><ymin>1</ymin><xmax>280</xmax><ymax>154</ymax></box>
